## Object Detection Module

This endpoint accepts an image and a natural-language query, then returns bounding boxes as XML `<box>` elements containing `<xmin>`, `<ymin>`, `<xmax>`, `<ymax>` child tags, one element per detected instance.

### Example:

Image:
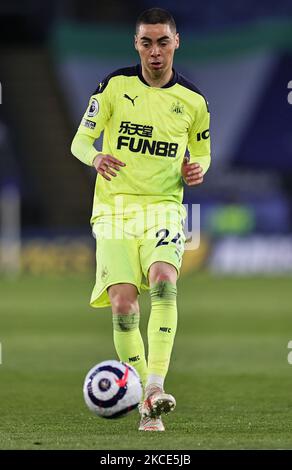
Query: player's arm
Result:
<box><xmin>182</xmin><ymin>96</ymin><xmax>211</xmax><ymax>186</ymax></box>
<box><xmin>71</xmin><ymin>81</ymin><xmax>125</xmax><ymax>180</ymax></box>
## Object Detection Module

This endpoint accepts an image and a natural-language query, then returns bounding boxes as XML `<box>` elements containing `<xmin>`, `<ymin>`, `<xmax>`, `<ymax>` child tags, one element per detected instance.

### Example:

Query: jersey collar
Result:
<box><xmin>136</xmin><ymin>64</ymin><xmax>178</xmax><ymax>88</ymax></box>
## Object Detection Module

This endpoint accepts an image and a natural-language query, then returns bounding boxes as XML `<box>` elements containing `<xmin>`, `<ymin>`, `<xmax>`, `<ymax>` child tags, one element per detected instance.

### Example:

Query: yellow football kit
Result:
<box><xmin>71</xmin><ymin>65</ymin><xmax>211</xmax><ymax>307</ymax></box>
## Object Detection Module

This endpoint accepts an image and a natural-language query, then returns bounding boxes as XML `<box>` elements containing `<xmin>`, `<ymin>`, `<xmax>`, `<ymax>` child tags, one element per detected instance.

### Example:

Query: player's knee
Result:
<box><xmin>152</xmin><ymin>272</ymin><xmax>176</xmax><ymax>285</ymax></box>
<box><xmin>149</xmin><ymin>263</ymin><xmax>177</xmax><ymax>285</ymax></box>
<box><xmin>111</xmin><ymin>294</ymin><xmax>138</xmax><ymax>314</ymax></box>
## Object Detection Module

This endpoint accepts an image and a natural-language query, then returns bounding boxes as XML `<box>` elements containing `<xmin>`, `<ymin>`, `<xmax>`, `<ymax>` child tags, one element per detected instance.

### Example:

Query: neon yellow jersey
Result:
<box><xmin>73</xmin><ymin>65</ymin><xmax>211</xmax><ymax>223</ymax></box>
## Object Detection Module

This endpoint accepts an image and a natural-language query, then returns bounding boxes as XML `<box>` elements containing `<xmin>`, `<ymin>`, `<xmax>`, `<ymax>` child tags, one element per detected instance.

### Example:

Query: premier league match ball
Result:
<box><xmin>83</xmin><ymin>360</ymin><xmax>143</xmax><ymax>419</ymax></box>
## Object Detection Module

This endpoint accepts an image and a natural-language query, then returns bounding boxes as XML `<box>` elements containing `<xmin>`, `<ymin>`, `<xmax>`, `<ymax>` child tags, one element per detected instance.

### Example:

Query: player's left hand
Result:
<box><xmin>181</xmin><ymin>157</ymin><xmax>204</xmax><ymax>186</ymax></box>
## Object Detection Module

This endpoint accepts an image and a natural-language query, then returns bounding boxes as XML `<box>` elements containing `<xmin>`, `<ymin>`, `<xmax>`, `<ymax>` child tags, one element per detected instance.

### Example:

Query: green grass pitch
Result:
<box><xmin>0</xmin><ymin>272</ymin><xmax>292</xmax><ymax>450</ymax></box>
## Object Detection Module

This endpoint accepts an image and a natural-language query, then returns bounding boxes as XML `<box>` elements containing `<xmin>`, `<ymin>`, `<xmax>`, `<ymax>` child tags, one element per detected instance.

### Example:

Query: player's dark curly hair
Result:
<box><xmin>136</xmin><ymin>8</ymin><xmax>176</xmax><ymax>33</ymax></box>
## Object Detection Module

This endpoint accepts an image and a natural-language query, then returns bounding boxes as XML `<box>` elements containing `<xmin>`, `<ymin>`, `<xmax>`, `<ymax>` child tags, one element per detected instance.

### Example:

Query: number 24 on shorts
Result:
<box><xmin>155</xmin><ymin>229</ymin><xmax>183</xmax><ymax>248</ymax></box>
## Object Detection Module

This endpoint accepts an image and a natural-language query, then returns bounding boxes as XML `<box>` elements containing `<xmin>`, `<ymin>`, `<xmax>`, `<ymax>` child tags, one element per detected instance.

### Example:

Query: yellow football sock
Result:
<box><xmin>113</xmin><ymin>313</ymin><xmax>147</xmax><ymax>386</ymax></box>
<box><xmin>147</xmin><ymin>281</ymin><xmax>177</xmax><ymax>379</ymax></box>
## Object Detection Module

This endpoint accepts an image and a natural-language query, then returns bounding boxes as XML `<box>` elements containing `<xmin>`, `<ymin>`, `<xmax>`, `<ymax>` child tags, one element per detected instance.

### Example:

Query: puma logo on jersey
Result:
<box><xmin>124</xmin><ymin>94</ymin><xmax>138</xmax><ymax>106</ymax></box>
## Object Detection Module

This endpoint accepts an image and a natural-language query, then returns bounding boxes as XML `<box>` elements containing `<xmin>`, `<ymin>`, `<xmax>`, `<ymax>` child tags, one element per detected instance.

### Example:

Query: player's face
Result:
<box><xmin>135</xmin><ymin>23</ymin><xmax>179</xmax><ymax>77</ymax></box>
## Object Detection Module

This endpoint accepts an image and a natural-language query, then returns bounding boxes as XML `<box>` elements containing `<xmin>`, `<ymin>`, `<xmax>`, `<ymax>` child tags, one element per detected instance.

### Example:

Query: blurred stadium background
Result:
<box><xmin>1</xmin><ymin>0</ymin><xmax>292</xmax><ymax>275</ymax></box>
<box><xmin>1</xmin><ymin>0</ymin><xmax>292</xmax><ymax>450</ymax></box>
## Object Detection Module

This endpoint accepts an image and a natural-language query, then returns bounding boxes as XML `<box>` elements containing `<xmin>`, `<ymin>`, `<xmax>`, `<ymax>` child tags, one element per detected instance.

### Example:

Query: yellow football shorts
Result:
<box><xmin>90</xmin><ymin>210</ymin><xmax>186</xmax><ymax>308</ymax></box>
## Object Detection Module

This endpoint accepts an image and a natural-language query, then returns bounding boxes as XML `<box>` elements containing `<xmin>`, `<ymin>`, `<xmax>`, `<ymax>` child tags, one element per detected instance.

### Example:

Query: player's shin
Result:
<box><xmin>112</xmin><ymin>312</ymin><xmax>147</xmax><ymax>387</ymax></box>
<box><xmin>147</xmin><ymin>282</ymin><xmax>177</xmax><ymax>391</ymax></box>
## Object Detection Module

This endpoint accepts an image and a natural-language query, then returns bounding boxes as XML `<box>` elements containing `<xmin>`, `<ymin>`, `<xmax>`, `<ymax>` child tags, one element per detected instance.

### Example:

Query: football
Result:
<box><xmin>83</xmin><ymin>360</ymin><xmax>143</xmax><ymax>419</ymax></box>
